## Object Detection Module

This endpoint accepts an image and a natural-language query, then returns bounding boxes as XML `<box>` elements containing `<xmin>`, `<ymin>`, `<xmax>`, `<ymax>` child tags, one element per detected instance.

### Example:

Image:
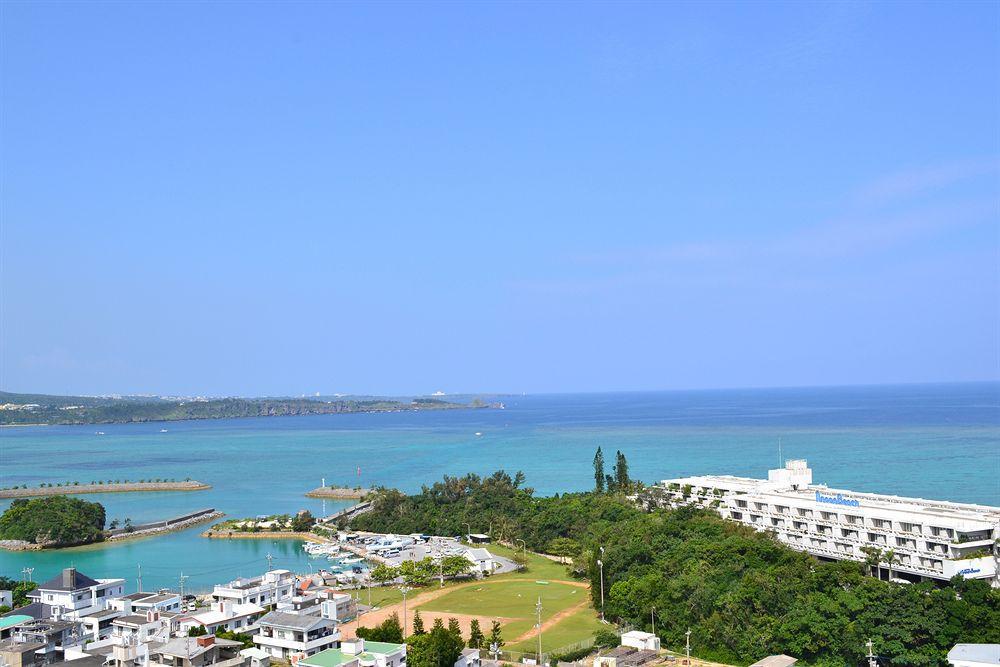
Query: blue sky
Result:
<box><xmin>2</xmin><ymin>1</ymin><xmax>997</xmax><ymax>396</ymax></box>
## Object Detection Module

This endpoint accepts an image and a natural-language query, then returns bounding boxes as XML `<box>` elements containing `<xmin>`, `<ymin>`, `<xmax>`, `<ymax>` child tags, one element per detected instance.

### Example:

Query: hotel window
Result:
<box><xmin>845</xmin><ymin>515</ymin><xmax>862</xmax><ymax>525</ymax></box>
<box><xmin>754</xmin><ymin>502</ymin><xmax>767</xmax><ymax>511</ymax></box>
<box><xmin>736</xmin><ymin>500</ymin><xmax>748</xmax><ymax>508</ymax></box>
<box><xmin>820</xmin><ymin>511</ymin><xmax>837</xmax><ymax>521</ymax></box>
<box><xmin>775</xmin><ymin>505</ymin><xmax>789</xmax><ymax>514</ymax></box>
<box><xmin>730</xmin><ymin>511</ymin><xmax>743</xmax><ymax>520</ymax></box>
<box><xmin>797</xmin><ymin>508</ymin><xmax>813</xmax><ymax>517</ymax></box>
<box><xmin>841</xmin><ymin>528</ymin><xmax>858</xmax><ymax>538</ymax></box>
<box><xmin>900</xmin><ymin>522</ymin><xmax>921</xmax><ymax>534</ymax></box>
<box><xmin>871</xmin><ymin>518</ymin><xmax>891</xmax><ymax>529</ymax></box>
<box><xmin>793</xmin><ymin>521</ymin><xmax>807</xmax><ymax>530</ymax></box>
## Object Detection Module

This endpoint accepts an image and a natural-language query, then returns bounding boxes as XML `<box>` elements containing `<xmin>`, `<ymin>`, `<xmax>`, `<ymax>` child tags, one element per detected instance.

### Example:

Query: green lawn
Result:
<box><xmin>508</xmin><ymin>607</ymin><xmax>605</xmax><ymax>653</ymax></box>
<box><xmin>418</xmin><ymin>579</ymin><xmax>584</xmax><ymax>619</ymax></box>
<box><xmin>336</xmin><ymin>585</ymin><xmax>403</xmax><ymax>608</ymax></box>
<box><xmin>488</xmin><ymin>544</ymin><xmax>575</xmax><ymax>581</ymax></box>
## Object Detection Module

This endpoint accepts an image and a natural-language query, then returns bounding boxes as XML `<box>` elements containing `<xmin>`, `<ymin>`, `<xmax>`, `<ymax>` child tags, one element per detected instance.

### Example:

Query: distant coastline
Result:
<box><xmin>0</xmin><ymin>480</ymin><xmax>210</xmax><ymax>499</ymax></box>
<box><xmin>0</xmin><ymin>390</ymin><xmax>497</xmax><ymax>426</ymax></box>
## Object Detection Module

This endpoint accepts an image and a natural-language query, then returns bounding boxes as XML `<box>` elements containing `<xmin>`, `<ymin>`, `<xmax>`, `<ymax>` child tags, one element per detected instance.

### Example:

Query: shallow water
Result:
<box><xmin>2</xmin><ymin>383</ymin><xmax>997</xmax><ymax>592</ymax></box>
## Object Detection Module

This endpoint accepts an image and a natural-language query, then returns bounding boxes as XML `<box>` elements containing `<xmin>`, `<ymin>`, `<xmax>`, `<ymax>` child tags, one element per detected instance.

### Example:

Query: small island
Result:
<box><xmin>0</xmin><ymin>496</ymin><xmax>106</xmax><ymax>549</ymax></box>
<box><xmin>203</xmin><ymin>511</ymin><xmax>324</xmax><ymax>540</ymax></box>
<box><xmin>0</xmin><ymin>496</ymin><xmax>223</xmax><ymax>550</ymax></box>
<box><xmin>0</xmin><ymin>479</ymin><xmax>210</xmax><ymax>499</ymax></box>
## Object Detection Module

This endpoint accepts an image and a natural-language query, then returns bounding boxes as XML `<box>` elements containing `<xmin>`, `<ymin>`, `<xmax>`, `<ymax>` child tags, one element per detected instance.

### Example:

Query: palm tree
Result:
<box><xmin>884</xmin><ymin>549</ymin><xmax>898</xmax><ymax>582</ymax></box>
<box><xmin>861</xmin><ymin>546</ymin><xmax>883</xmax><ymax>579</ymax></box>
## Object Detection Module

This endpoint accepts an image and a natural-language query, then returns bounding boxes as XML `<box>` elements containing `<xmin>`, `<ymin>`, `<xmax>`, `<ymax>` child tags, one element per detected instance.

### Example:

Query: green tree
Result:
<box><xmin>593</xmin><ymin>447</ymin><xmax>605</xmax><ymax>493</ymax></box>
<box><xmin>413</xmin><ymin>610</ymin><xmax>426</xmax><ymax>635</ymax></box>
<box><xmin>291</xmin><ymin>510</ymin><xmax>316</xmax><ymax>532</ymax></box>
<box><xmin>187</xmin><ymin>625</ymin><xmax>207</xmax><ymax>637</ymax></box>
<box><xmin>613</xmin><ymin>450</ymin><xmax>630</xmax><ymax>493</ymax></box>
<box><xmin>468</xmin><ymin>619</ymin><xmax>484</xmax><ymax>650</ymax></box>
<box><xmin>487</xmin><ymin>620</ymin><xmax>504</xmax><ymax>656</ymax></box>
<box><xmin>371</xmin><ymin>564</ymin><xmax>398</xmax><ymax>584</ymax></box>
<box><xmin>357</xmin><ymin>613</ymin><xmax>404</xmax><ymax>643</ymax></box>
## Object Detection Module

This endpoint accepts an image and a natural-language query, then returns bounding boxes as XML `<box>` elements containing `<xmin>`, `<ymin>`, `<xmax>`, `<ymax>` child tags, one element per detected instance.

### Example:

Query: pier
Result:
<box><xmin>319</xmin><ymin>501</ymin><xmax>373</xmax><ymax>524</ymax></box>
<box><xmin>106</xmin><ymin>508</ymin><xmax>223</xmax><ymax>541</ymax></box>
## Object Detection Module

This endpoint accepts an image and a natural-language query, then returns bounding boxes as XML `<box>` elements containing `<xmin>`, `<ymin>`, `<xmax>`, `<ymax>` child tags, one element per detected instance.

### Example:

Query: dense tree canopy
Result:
<box><xmin>351</xmin><ymin>469</ymin><xmax>1000</xmax><ymax>666</ymax></box>
<box><xmin>0</xmin><ymin>495</ymin><xmax>106</xmax><ymax>546</ymax></box>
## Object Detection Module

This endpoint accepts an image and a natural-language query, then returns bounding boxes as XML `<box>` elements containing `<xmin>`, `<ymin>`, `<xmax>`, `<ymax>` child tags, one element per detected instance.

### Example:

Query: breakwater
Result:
<box><xmin>305</xmin><ymin>487</ymin><xmax>374</xmax><ymax>499</ymax></box>
<box><xmin>106</xmin><ymin>508</ymin><xmax>223</xmax><ymax>541</ymax></box>
<box><xmin>0</xmin><ymin>480</ymin><xmax>211</xmax><ymax>498</ymax></box>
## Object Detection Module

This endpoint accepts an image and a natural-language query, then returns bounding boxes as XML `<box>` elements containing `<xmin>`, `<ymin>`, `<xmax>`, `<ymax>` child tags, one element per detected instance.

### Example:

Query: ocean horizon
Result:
<box><xmin>2</xmin><ymin>381</ymin><xmax>998</xmax><ymax>592</ymax></box>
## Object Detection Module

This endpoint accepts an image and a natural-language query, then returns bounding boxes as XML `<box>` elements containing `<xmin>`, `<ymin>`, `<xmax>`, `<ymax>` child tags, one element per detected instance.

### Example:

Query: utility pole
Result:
<box><xmin>400</xmin><ymin>586</ymin><xmax>411</xmax><ymax>638</ymax></box>
<box><xmin>535</xmin><ymin>597</ymin><xmax>543</xmax><ymax>663</ymax></box>
<box><xmin>266</xmin><ymin>553</ymin><xmax>274</xmax><ymax>571</ymax></box>
<box><xmin>137</xmin><ymin>564</ymin><xmax>143</xmax><ymax>593</ymax></box>
<box><xmin>866</xmin><ymin>638</ymin><xmax>878</xmax><ymax>667</ymax></box>
<box><xmin>179</xmin><ymin>573</ymin><xmax>189</xmax><ymax>600</ymax></box>
<box><xmin>685</xmin><ymin>628</ymin><xmax>691</xmax><ymax>666</ymax></box>
<box><xmin>651</xmin><ymin>606</ymin><xmax>655</xmax><ymax>635</ymax></box>
<box><xmin>21</xmin><ymin>567</ymin><xmax>33</xmax><ymax>583</ymax></box>
<box><xmin>516</xmin><ymin>539</ymin><xmax>527</xmax><ymax>566</ymax></box>
<box><xmin>463</xmin><ymin>523</ymin><xmax>471</xmax><ymax>542</ymax></box>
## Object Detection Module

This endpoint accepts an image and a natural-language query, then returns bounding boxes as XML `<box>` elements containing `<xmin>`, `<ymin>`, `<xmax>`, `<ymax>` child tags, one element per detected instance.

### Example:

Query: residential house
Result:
<box><xmin>149</xmin><ymin>635</ymin><xmax>245</xmax><ymax>667</ymax></box>
<box><xmin>212</xmin><ymin>572</ymin><xmax>294</xmax><ymax>608</ymax></box>
<box><xmin>27</xmin><ymin>569</ymin><xmax>125</xmax><ymax>619</ymax></box>
<box><xmin>178</xmin><ymin>602</ymin><xmax>264</xmax><ymax>636</ymax></box>
<box><xmin>621</xmin><ymin>632</ymin><xmax>660</xmax><ymax>652</ymax></box>
<box><xmin>251</xmin><ymin>611</ymin><xmax>339</xmax><ymax>660</ymax></box>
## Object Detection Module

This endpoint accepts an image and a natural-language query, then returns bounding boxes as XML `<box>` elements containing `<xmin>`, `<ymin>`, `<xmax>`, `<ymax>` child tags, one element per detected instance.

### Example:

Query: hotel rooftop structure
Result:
<box><xmin>643</xmin><ymin>460</ymin><xmax>999</xmax><ymax>586</ymax></box>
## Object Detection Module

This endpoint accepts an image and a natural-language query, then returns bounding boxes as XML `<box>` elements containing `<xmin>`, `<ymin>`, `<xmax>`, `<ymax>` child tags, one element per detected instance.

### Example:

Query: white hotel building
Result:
<box><xmin>643</xmin><ymin>460</ymin><xmax>999</xmax><ymax>586</ymax></box>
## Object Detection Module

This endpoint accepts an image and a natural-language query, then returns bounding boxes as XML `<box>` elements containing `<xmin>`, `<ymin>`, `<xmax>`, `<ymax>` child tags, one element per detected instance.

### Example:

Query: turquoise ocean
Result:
<box><xmin>1</xmin><ymin>383</ymin><xmax>998</xmax><ymax>593</ymax></box>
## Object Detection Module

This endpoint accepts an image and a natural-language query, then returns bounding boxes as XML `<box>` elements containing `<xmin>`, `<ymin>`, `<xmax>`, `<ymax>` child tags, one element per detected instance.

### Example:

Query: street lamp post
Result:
<box><xmin>400</xmin><ymin>586</ymin><xmax>412</xmax><ymax>638</ymax></box>
<box><xmin>516</xmin><ymin>539</ymin><xmax>527</xmax><ymax>567</ymax></box>
<box><xmin>463</xmin><ymin>523</ymin><xmax>471</xmax><ymax>543</ymax></box>
<box><xmin>597</xmin><ymin>553</ymin><xmax>605</xmax><ymax>622</ymax></box>
<box><xmin>596</xmin><ymin>560</ymin><xmax>605</xmax><ymax>621</ymax></box>
<box><xmin>685</xmin><ymin>628</ymin><xmax>691</xmax><ymax>666</ymax></box>
<box><xmin>535</xmin><ymin>597</ymin><xmax>543</xmax><ymax>663</ymax></box>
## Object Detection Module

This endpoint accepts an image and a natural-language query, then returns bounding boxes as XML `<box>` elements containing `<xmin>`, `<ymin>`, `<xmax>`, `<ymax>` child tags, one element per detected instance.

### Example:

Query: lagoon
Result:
<box><xmin>2</xmin><ymin>383</ymin><xmax>998</xmax><ymax>592</ymax></box>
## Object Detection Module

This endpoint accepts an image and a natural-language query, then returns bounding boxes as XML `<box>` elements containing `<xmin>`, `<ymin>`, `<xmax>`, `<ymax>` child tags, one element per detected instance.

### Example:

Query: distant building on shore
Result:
<box><xmin>643</xmin><ymin>460</ymin><xmax>999</xmax><ymax>586</ymax></box>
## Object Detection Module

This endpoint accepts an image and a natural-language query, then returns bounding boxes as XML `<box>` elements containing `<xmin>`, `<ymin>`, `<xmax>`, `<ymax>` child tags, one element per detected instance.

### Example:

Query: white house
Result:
<box><xmin>948</xmin><ymin>645</ymin><xmax>1000</xmax><ymax>667</ymax></box>
<box><xmin>213</xmin><ymin>570</ymin><xmax>295</xmax><ymax>607</ymax></box>
<box><xmin>252</xmin><ymin>611</ymin><xmax>340</xmax><ymax>660</ymax></box>
<box><xmin>109</xmin><ymin>592</ymin><xmax>182</xmax><ymax>615</ymax></box>
<box><xmin>621</xmin><ymin>631</ymin><xmax>660</xmax><ymax>652</ymax></box>
<box><xmin>28</xmin><ymin>568</ymin><xmax>126</xmax><ymax>618</ymax></box>
<box><xmin>463</xmin><ymin>549</ymin><xmax>500</xmax><ymax>576</ymax></box>
<box><xmin>178</xmin><ymin>600</ymin><xmax>265</xmax><ymax>635</ymax></box>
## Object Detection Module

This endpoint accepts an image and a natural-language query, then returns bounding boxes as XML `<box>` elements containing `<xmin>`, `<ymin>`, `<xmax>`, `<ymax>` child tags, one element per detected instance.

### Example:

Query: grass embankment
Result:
<box><xmin>0</xmin><ymin>481</ymin><xmax>210</xmax><ymax>499</ymax></box>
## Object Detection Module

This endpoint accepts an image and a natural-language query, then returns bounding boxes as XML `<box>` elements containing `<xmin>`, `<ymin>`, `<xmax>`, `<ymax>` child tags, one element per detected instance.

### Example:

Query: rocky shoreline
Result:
<box><xmin>0</xmin><ymin>481</ymin><xmax>211</xmax><ymax>498</ymax></box>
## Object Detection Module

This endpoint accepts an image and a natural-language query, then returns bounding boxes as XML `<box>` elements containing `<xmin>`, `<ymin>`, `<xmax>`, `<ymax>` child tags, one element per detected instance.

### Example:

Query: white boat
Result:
<box><xmin>303</xmin><ymin>543</ymin><xmax>340</xmax><ymax>557</ymax></box>
<box><xmin>95</xmin><ymin>431</ymin><xmax>105</xmax><ymax>435</ymax></box>
<box><xmin>475</xmin><ymin>432</ymin><xmax>483</xmax><ymax>437</ymax></box>
<box><xmin>160</xmin><ymin>429</ymin><xmax>168</xmax><ymax>433</ymax></box>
